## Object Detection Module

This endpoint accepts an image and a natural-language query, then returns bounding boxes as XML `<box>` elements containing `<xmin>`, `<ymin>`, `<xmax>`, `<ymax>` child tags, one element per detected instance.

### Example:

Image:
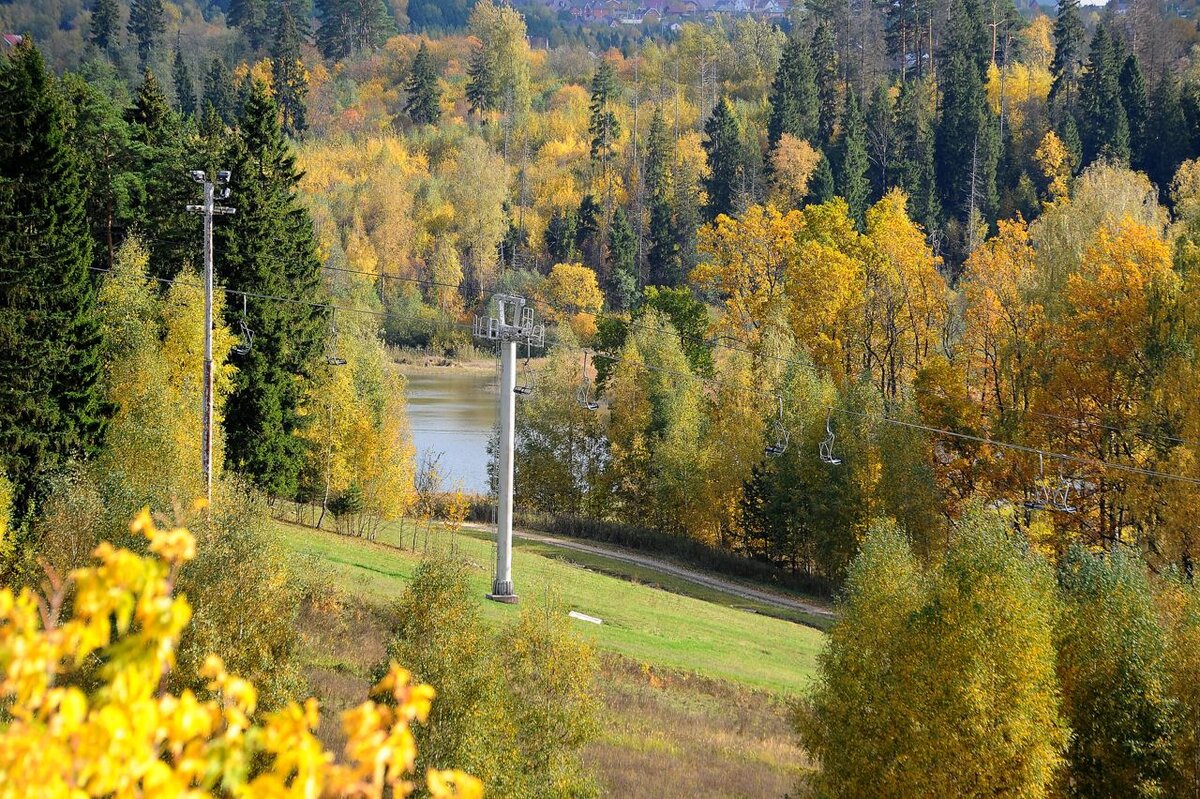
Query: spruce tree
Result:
<box><xmin>936</xmin><ymin>0</ymin><xmax>999</xmax><ymax>224</ymax></box>
<box><xmin>672</xmin><ymin>160</ymin><xmax>702</xmax><ymax>279</ymax></box>
<box><xmin>271</xmin><ymin>0</ymin><xmax>309</xmax><ymax>137</ymax></box>
<box><xmin>767</xmin><ymin>35</ymin><xmax>820</xmax><ymax>151</ymax></box>
<box><xmin>702</xmin><ymin>96</ymin><xmax>743</xmax><ymax>220</ymax></box>
<box><xmin>1147</xmin><ymin>72</ymin><xmax>1189</xmax><ymax>195</ymax></box>
<box><xmin>812</xmin><ymin>20</ymin><xmax>842</xmax><ymax>150</ymax></box>
<box><xmin>404</xmin><ymin>41</ymin><xmax>441</xmax><ymax>126</ymax></box>
<box><xmin>466</xmin><ymin>44</ymin><xmax>498</xmax><ymax>116</ymax></box>
<box><xmin>1120</xmin><ymin>53</ymin><xmax>1149</xmax><ymax>171</ymax></box>
<box><xmin>90</xmin><ymin>0</ymin><xmax>120</xmax><ymax>52</ymax></box>
<box><xmin>172</xmin><ymin>44</ymin><xmax>196</xmax><ymax>118</ymax></box>
<box><xmin>645</xmin><ymin>108</ymin><xmax>677</xmax><ymax>287</ymax></box>
<box><xmin>204</xmin><ymin>57</ymin><xmax>236</xmax><ymax>127</ymax></box>
<box><xmin>229</xmin><ymin>0</ymin><xmax>269</xmax><ymax>51</ymax></box>
<box><xmin>894</xmin><ymin>80</ymin><xmax>940</xmax><ymax>231</ymax></box>
<box><xmin>807</xmin><ymin>151</ymin><xmax>836</xmax><ymax>204</ymax></box>
<box><xmin>607</xmin><ymin>207</ymin><xmax>637</xmax><ymax>310</ymax></box>
<box><xmin>128</xmin><ymin>0</ymin><xmax>166</xmax><ymax>69</ymax></box>
<box><xmin>837</xmin><ymin>91</ymin><xmax>870</xmax><ymax>227</ymax></box>
<box><xmin>0</xmin><ymin>41</ymin><xmax>109</xmax><ymax>516</ymax></box>
<box><xmin>1049</xmin><ymin>0</ymin><xmax>1085</xmax><ymax>118</ymax></box>
<box><xmin>545</xmin><ymin>208</ymin><xmax>578</xmax><ymax>265</ymax></box>
<box><xmin>1079</xmin><ymin>25</ymin><xmax>1129</xmax><ymax>165</ymax></box>
<box><xmin>218</xmin><ymin>80</ymin><xmax>326</xmax><ymax>498</ymax></box>
<box><xmin>575</xmin><ymin>194</ymin><xmax>603</xmax><ymax>270</ymax></box>
<box><xmin>589</xmin><ymin>59</ymin><xmax>621</xmax><ymax>167</ymax></box>
<box><xmin>315</xmin><ymin>0</ymin><xmax>393</xmax><ymax>61</ymax></box>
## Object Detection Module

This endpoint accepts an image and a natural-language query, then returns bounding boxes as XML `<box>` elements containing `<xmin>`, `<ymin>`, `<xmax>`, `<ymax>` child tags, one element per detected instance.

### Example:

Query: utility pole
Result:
<box><xmin>187</xmin><ymin>170</ymin><xmax>235</xmax><ymax>507</ymax></box>
<box><xmin>473</xmin><ymin>294</ymin><xmax>544</xmax><ymax>603</ymax></box>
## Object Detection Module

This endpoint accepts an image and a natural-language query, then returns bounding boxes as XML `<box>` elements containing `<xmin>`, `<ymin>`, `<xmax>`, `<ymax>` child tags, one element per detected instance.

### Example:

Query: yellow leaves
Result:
<box><xmin>0</xmin><ymin>511</ymin><xmax>475</xmax><ymax>799</ymax></box>
<box><xmin>1034</xmin><ymin>130</ymin><xmax>1071</xmax><ymax>206</ymax></box>
<box><xmin>769</xmin><ymin>134</ymin><xmax>820</xmax><ymax>210</ymax></box>
<box><xmin>539</xmin><ymin>263</ymin><xmax>604</xmax><ymax>340</ymax></box>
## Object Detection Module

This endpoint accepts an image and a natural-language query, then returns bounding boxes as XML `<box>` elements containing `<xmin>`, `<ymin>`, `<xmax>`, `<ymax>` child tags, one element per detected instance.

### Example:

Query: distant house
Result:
<box><xmin>1</xmin><ymin>34</ymin><xmax>24</xmax><ymax>49</ymax></box>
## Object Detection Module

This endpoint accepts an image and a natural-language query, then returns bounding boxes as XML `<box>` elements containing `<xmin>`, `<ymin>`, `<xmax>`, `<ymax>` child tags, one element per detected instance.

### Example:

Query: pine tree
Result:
<box><xmin>204</xmin><ymin>57</ymin><xmax>236</xmax><ymax>127</ymax></box>
<box><xmin>702</xmin><ymin>96</ymin><xmax>743</xmax><ymax>220</ymax></box>
<box><xmin>545</xmin><ymin>208</ymin><xmax>578</xmax><ymax>265</ymax></box>
<box><xmin>0</xmin><ymin>41</ymin><xmax>109</xmax><ymax>517</ymax></box>
<box><xmin>218</xmin><ymin>80</ymin><xmax>326</xmax><ymax>498</ymax></box>
<box><xmin>588</xmin><ymin>59</ymin><xmax>621</xmax><ymax>167</ymax></box>
<box><xmin>1120</xmin><ymin>53</ymin><xmax>1149</xmax><ymax>171</ymax></box>
<box><xmin>90</xmin><ymin>0</ymin><xmax>120</xmax><ymax>52</ymax></box>
<box><xmin>172</xmin><ymin>44</ymin><xmax>196</xmax><ymax>118</ymax></box>
<box><xmin>128</xmin><ymin>0</ymin><xmax>165</xmax><ymax>69</ymax></box>
<box><xmin>315</xmin><ymin>0</ymin><xmax>392</xmax><ymax>62</ymax></box>
<box><xmin>894</xmin><ymin>79</ymin><xmax>940</xmax><ymax>231</ymax></box>
<box><xmin>607</xmin><ymin>207</ymin><xmax>637</xmax><ymax>310</ymax></box>
<box><xmin>1049</xmin><ymin>0</ymin><xmax>1085</xmax><ymax>118</ymax></box>
<box><xmin>271</xmin><ymin>0</ymin><xmax>309</xmax><ymax>137</ymax></box>
<box><xmin>1079</xmin><ymin>25</ymin><xmax>1129</xmax><ymax>165</ymax></box>
<box><xmin>1147</xmin><ymin>72</ymin><xmax>1189</xmax><ymax>195</ymax></box>
<box><xmin>767</xmin><ymin>35</ymin><xmax>820</xmax><ymax>151</ymax></box>
<box><xmin>229</xmin><ymin>0</ymin><xmax>269</xmax><ymax>51</ymax></box>
<box><xmin>812</xmin><ymin>20</ymin><xmax>841</xmax><ymax>150</ymax></box>
<box><xmin>837</xmin><ymin>92</ymin><xmax>869</xmax><ymax>227</ymax></box>
<box><xmin>807</xmin><ymin>151</ymin><xmax>836</xmax><ymax>204</ymax></box>
<box><xmin>404</xmin><ymin>41</ymin><xmax>441</xmax><ymax>126</ymax></box>
<box><xmin>936</xmin><ymin>0</ymin><xmax>999</xmax><ymax>225</ymax></box>
<box><xmin>465</xmin><ymin>43</ymin><xmax>498</xmax><ymax>116</ymax></box>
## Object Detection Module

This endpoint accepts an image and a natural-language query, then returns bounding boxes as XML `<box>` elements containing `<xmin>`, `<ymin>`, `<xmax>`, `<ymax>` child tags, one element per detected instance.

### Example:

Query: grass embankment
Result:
<box><xmin>275</xmin><ymin>519</ymin><xmax>820</xmax><ymax>797</ymax></box>
<box><xmin>274</xmin><ymin>519</ymin><xmax>822</xmax><ymax>694</ymax></box>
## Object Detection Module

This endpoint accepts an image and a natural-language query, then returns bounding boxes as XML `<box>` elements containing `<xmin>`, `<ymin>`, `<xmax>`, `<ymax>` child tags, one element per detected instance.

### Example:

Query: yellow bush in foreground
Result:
<box><xmin>0</xmin><ymin>507</ymin><xmax>480</xmax><ymax>799</ymax></box>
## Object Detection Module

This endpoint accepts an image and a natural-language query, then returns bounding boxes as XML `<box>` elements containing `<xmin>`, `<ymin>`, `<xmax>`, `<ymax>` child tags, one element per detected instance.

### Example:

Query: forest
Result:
<box><xmin>6</xmin><ymin>0</ymin><xmax>1200</xmax><ymax>795</ymax></box>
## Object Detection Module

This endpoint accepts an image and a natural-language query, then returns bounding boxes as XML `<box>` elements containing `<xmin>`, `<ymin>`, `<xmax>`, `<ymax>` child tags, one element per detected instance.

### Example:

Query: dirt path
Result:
<box><xmin>465</xmin><ymin>522</ymin><xmax>835</xmax><ymax>621</ymax></box>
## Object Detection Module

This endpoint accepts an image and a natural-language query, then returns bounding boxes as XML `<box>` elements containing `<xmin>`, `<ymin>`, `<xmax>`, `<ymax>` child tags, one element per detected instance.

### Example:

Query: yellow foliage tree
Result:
<box><xmin>0</xmin><ymin>509</ymin><xmax>480</xmax><ymax>798</ymax></box>
<box><xmin>1034</xmin><ymin>130</ymin><xmax>1071</xmax><ymax>206</ymax></box>
<box><xmin>769</xmin><ymin>134</ymin><xmax>821</xmax><ymax>210</ymax></box>
<box><xmin>538</xmin><ymin>262</ymin><xmax>604</xmax><ymax>340</ymax></box>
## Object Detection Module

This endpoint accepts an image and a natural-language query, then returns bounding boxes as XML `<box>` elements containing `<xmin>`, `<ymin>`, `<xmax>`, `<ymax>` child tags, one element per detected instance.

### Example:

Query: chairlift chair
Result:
<box><xmin>1023</xmin><ymin>453</ymin><xmax>1053</xmax><ymax>511</ymax></box>
<box><xmin>577</xmin><ymin>351</ymin><xmax>600</xmax><ymax>410</ymax></box>
<box><xmin>765</xmin><ymin>396</ymin><xmax>789</xmax><ymax>457</ymax></box>
<box><xmin>513</xmin><ymin>342</ymin><xmax>534</xmax><ymax>395</ymax></box>
<box><xmin>325</xmin><ymin>307</ymin><xmax>347</xmax><ymax>366</ymax></box>
<box><xmin>232</xmin><ymin>295</ymin><xmax>254</xmax><ymax>356</ymax></box>
<box><xmin>1051</xmin><ymin>469</ymin><xmax>1078</xmax><ymax>513</ymax></box>
<box><xmin>818</xmin><ymin>410</ymin><xmax>841</xmax><ymax>465</ymax></box>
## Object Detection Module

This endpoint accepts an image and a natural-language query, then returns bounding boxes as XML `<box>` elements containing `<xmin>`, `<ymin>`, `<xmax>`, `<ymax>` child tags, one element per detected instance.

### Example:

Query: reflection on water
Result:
<box><xmin>403</xmin><ymin>366</ymin><xmax>498</xmax><ymax>495</ymax></box>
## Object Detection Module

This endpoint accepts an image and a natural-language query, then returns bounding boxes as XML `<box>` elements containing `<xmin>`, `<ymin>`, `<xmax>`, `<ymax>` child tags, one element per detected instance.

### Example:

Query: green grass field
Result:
<box><xmin>272</xmin><ymin>519</ymin><xmax>824</xmax><ymax>695</ymax></box>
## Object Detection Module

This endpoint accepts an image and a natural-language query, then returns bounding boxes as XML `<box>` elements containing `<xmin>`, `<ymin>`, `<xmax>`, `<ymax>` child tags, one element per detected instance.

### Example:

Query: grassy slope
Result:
<box><xmin>273</xmin><ymin>519</ymin><xmax>823</xmax><ymax>695</ymax></box>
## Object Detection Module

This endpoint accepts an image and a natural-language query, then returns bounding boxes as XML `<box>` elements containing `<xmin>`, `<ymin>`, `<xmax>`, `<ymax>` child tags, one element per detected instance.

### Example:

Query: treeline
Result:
<box><xmin>0</xmin><ymin>38</ymin><xmax>416</xmax><ymax>578</ymax></box>
<box><xmin>800</xmin><ymin>508</ymin><xmax>1200</xmax><ymax>798</ymax></box>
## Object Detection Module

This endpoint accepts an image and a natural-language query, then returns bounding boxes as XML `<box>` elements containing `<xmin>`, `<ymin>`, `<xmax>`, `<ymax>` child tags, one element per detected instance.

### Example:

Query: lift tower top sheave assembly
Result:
<box><xmin>474</xmin><ymin>294</ymin><xmax>544</xmax><ymax>604</ymax></box>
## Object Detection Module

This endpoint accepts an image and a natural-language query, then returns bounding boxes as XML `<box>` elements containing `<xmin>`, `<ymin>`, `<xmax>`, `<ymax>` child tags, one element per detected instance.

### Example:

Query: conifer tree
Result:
<box><xmin>607</xmin><ymin>207</ymin><xmax>637</xmax><ymax>310</ymax></box>
<box><xmin>128</xmin><ymin>0</ymin><xmax>165</xmax><ymax>68</ymax></box>
<box><xmin>172</xmin><ymin>44</ymin><xmax>196</xmax><ymax>118</ymax></box>
<box><xmin>545</xmin><ymin>208</ymin><xmax>578</xmax><ymax>265</ymax></box>
<box><xmin>0</xmin><ymin>41</ymin><xmax>109</xmax><ymax>517</ymax></box>
<box><xmin>702</xmin><ymin>96</ymin><xmax>743</xmax><ymax>220</ymax></box>
<box><xmin>315</xmin><ymin>0</ymin><xmax>393</xmax><ymax>61</ymax></box>
<box><xmin>1120</xmin><ymin>53</ymin><xmax>1149</xmax><ymax>171</ymax></box>
<box><xmin>90</xmin><ymin>0</ymin><xmax>120</xmax><ymax>52</ymax></box>
<box><xmin>404</xmin><ymin>41</ymin><xmax>441</xmax><ymax>126</ymax></box>
<box><xmin>229</xmin><ymin>0</ymin><xmax>269</xmax><ymax>51</ymax></box>
<box><xmin>1049</xmin><ymin>0</ymin><xmax>1085</xmax><ymax>118</ymax></box>
<box><xmin>218</xmin><ymin>81</ymin><xmax>326</xmax><ymax>498</ymax></box>
<box><xmin>465</xmin><ymin>44</ymin><xmax>498</xmax><ymax>116</ymax></box>
<box><xmin>936</xmin><ymin>0</ymin><xmax>999</xmax><ymax>224</ymax></box>
<box><xmin>812</xmin><ymin>20</ymin><xmax>842</xmax><ymax>150</ymax></box>
<box><xmin>837</xmin><ymin>92</ymin><xmax>870</xmax><ymax>227</ymax></box>
<box><xmin>204</xmin><ymin>57</ymin><xmax>236</xmax><ymax>127</ymax></box>
<box><xmin>588</xmin><ymin>59</ymin><xmax>621</xmax><ymax>169</ymax></box>
<box><xmin>894</xmin><ymin>80</ymin><xmax>940</xmax><ymax>231</ymax></box>
<box><xmin>271</xmin><ymin>1</ymin><xmax>309</xmax><ymax>137</ymax></box>
<box><xmin>767</xmin><ymin>35</ymin><xmax>820</xmax><ymax>151</ymax></box>
<box><xmin>1147</xmin><ymin>72</ymin><xmax>1189</xmax><ymax>194</ymax></box>
<box><xmin>672</xmin><ymin>160</ymin><xmax>702</xmax><ymax>279</ymax></box>
<box><xmin>807</xmin><ymin>151</ymin><xmax>836</xmax><ymax>204</ymax></box>
<box><xmin>1079</xmin><ymin>25</ymin><xmax>1129</xmax><ymax>165</ymax></box>
<box><xmin>644</xmin><ymin>108</ymin><xmax>677</xmax><ymax>286</ymax></box>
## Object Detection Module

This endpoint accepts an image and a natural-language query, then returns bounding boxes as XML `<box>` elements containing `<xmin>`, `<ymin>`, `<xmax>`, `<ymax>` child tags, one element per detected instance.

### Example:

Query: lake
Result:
<box><xmin>403</xmin><ymin>366</ymin><xmax>498</xmax><ymax>495</ymax></box>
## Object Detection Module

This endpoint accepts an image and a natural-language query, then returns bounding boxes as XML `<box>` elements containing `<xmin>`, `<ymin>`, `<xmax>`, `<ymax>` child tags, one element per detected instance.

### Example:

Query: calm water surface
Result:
<box><xmin>403</xmin><ymin>367</ymin><xmax>498</xmax><ymax>495</ymax></box>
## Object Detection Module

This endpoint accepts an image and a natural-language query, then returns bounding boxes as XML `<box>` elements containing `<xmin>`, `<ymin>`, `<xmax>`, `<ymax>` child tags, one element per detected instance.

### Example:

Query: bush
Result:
<box><xmin>381</xmin><ymin>557</ymin><xmax>599</xmax><ymax>799</ymax></box>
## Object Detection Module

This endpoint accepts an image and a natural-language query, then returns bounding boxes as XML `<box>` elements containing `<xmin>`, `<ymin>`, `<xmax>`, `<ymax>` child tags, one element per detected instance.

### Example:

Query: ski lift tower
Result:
<box><xmin>474</xmin><ymin>294</ymin><xmax>544</xmax><ymax>603</ymax></box>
